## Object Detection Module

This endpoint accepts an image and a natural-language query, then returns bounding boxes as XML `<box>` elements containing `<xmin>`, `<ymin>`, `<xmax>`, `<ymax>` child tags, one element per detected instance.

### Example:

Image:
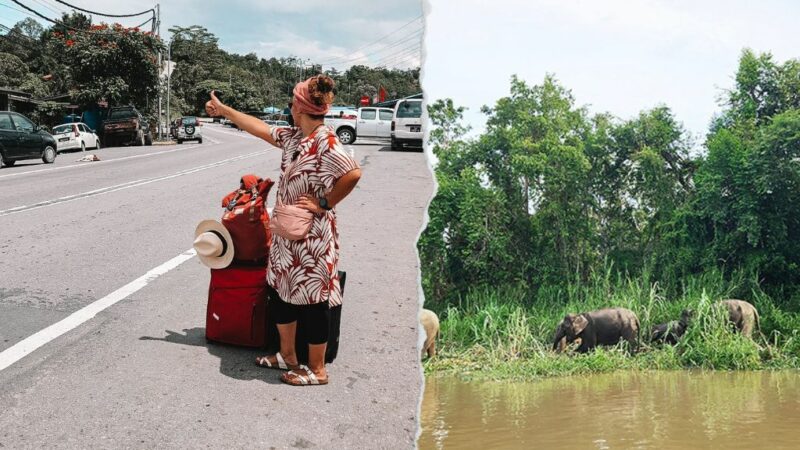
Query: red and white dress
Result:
<box><xmin>268</xmin><ymin>125</ymin><xmax>359</xmax><ymax>307</ymax></box>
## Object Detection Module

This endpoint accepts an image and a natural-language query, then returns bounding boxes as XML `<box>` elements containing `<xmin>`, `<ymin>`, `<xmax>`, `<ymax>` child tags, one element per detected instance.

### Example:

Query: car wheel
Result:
<box><xmin>198</xmin><ymin>138</ymin><xmax>203</xmax><ymax>144</ymax></box>
<box><xmin>42</xmin><ymin>145</ymin><xmax>56</xmax><ymax>164</ymax></box>
<box><xmin>337</xmin><ymin>127</ymin><xmax>355</xmax><ymax>145</ymax></box>
<box><xmin>177</xmin><ymin>139</ymin><xmax>183</xmax><ymax>144</ymax></box>
<box><xmin>391</xmin><ymin>138</ymin><xmax>399</xmax><ymax>151</ymax></box>
<box><xmin>145</xmin><ymin>133</ymin><xmax>153</xmax><ymax>146</ymax></box>
<box><xmin>81</xmin><ymin>141</ymin><xmax>86</xmax><ymax>152</ymax></box>
<box><xmin>95</xmin><ymin>138</ymin><xmax>101</xmax><ymax>150</ymax></box>
<box><xmin>0</xmin><ymin>153</ymin><xmax>14</xmax><ymax>167</ymax></box>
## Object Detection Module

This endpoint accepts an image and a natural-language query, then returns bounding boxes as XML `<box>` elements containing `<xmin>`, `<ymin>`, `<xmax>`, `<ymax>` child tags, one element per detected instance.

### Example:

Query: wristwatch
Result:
<box><xmin>319</xmin><ymin>197</ymin><xmax>332</xmax><ymax>211</ymax></box>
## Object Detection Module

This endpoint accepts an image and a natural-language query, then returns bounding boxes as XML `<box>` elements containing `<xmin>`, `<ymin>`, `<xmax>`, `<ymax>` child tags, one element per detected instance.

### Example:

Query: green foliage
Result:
<box><xmin>421</xmin><ymin>50</ymin><xmax>800</xmax><ymax>313</ymax></box>
<box><xmin>46</xmin><ymin>18</ymin><xmax>164</xmax><ymax>110</ymax></box>
<box><xmin>421</xmin><ymin>50</ymin><xmax>800</xmax><ymax>378</ymax></box>
<box><xmin>166</xmin><ymin>26</ymin><xmax>421</xmax><ymax>115</ymax></box>
<box><xmin>425</xmin><ymin>271</ymin><xmax>800</xmax><ymax>381</ymax></box>
<box><xmin>0</xmin><ymin>52</ymin><xmax>29</xmax><ymax>87</ymax></box>
<box><xmin>0</xmin><ymin>17</ymin><xmax>421</xmax><ymax>123</ymax></box>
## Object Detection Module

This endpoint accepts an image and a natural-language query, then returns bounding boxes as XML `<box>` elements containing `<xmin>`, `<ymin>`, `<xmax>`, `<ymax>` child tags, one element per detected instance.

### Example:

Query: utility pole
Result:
<box><xmin>166</xmin><ymin>40</ymin><xmax>171</xmax><ymax>139</ymax></box>
<box><xmin>155</xmin><ymin>4</ymin><xmax>162</xmax><ymax>139</ymax></box>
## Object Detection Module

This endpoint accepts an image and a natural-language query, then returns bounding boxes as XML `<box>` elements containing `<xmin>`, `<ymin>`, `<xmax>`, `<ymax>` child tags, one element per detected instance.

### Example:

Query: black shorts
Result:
<box><xmin>268</xmin><ymin>287</ymin><xmax>330</xmax><ymax>345</ymax></box>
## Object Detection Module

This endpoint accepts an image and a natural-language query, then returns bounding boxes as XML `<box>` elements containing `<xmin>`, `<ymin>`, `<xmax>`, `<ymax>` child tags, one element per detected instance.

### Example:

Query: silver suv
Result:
<box><xmin>175</xmin><ymin>116</ymin><xmax>203</xmax><ymax>144</ymax></box>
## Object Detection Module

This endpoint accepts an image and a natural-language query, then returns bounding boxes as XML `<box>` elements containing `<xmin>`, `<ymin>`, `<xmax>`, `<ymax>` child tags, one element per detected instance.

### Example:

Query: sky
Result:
<box><xmin>422</xmin><ymin>0</ymin><xmax>800</xmax><ymax>144</ymax></box>
<box><xmin>0</xmin><ymin>0</ymin><xmax>422</xmax><ymax>70</ymax></box>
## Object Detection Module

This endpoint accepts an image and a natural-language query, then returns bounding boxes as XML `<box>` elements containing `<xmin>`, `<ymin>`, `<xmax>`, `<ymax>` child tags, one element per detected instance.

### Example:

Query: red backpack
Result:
<box><xmin>221</xmin><ymin>174</ymin><xmax>275</xmax><ymax>264</ymax></box>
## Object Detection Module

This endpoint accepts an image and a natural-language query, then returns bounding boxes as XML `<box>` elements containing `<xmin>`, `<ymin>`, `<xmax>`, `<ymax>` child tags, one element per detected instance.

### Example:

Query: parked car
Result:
<box><xmin>391</xmin><ymin>98</ymin><xmax>423</xmax><ymax>151</ymax></box>
<box><xmin>176</xmin><ymin>116</ymin><xmax>203</xmax><ymax>144</ymax></box>
<box><xmin>102</xmin><ymin>105</ymin><xmax>153</xmax><ymax>147</ymax></box>
<box><xmin>52</xmin><ymin>122</ymin><xmax>101</xmax><ymax>153</ymax></box>
<box><xmin>274</xmin><ymin>120</ymin><xmax>291</xmax><ymax>128</ymax></box>
<box><xmin>324</xmin><ymin>107</ymin><xmax>393</xmax><ymax>145</ymax></box>
<box><xmin>0</xmin><ymin>111</ymin><xmax>58</xmax><ymax>167</ymax></box>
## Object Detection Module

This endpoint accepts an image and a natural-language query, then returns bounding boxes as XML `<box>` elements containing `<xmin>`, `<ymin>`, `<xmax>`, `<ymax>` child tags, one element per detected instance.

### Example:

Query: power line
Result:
<box><xmin>321</xmin><ymin>30</ymin><xmax>423</xmax><ymax>67</ymax></box>
<box><xmin>370</xmin><ymin>40</ymin><xmax>422</xmax><ymax>64</ymax></box>
<box><xmin>29</xmin><ymin>0</ymin><xmax>59</xmax><ymax>15</ymax></box>
<box><xmin>8</xmin><ymin>0</ymin><xmax>84</xmax><ymax>30</ymax></box>
<box><xmin>374</xmin><ymin>45</ymin><xmax>422</xmax><ymax>68</ymax></box>
<box><xmin>0</xmin><ymin>1</ymin><xmax>35</xmax><ymax>16</ymax></box>
<box><xmin>7</xmin><ymin>0</ymin><xmax>152</xmax><ymax>34</ymax></box>
<box><xmin>383</xmin><ymin>51</ymin><xmax>421</xmax><ymax>70</ymax></box>
<box><xmin>377</xmin><ymin>49</ymin><xmax>421</xmax><ymax>68</ymax></box>
<box><xmin>316</xmin><ymin>15</ymin><xmax>422</xmax><ymax>65</ymax></box>
<box><xmin>51</xmin><ymin>0</ymin><xmax>154</xmax><ymax>18</ymax></box>
<box><xmin>315</xmin><ymin>15</ymin><xmax>423</xmax><ymax>65</ymax></box>
<box><xmin>0</xmin><ymin>21</ymin><xmax>37</xmax><ymax>40</ymax></box>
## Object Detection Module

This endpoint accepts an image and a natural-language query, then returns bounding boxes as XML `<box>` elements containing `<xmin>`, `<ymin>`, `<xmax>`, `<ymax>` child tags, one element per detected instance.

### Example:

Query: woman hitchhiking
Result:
<box><xmin>205</xmin><ymin>75</ymin><xmax>361</xmax><ymax>386</ymax></box>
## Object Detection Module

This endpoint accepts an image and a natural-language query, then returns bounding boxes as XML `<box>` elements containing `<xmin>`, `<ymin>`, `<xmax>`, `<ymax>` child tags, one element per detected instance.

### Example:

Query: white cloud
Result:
<box><xmin>422</xmin><ymin>0</ymin><xmax>800</xmax><ymax>141</ymax></box>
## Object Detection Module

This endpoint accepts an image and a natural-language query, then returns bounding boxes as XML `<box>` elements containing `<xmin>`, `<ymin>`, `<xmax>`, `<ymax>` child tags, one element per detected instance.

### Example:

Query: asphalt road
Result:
<box><xmin>0</xmin><ymin>124</ymin><xmax>433</xmax><ymax>449</ymax></box>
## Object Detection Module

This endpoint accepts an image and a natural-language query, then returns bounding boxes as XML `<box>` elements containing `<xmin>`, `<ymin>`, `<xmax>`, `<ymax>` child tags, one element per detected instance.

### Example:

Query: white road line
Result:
<box><xmin>0</xmin><ymin>248</ymin><xmax>197</xmax><ymax>373</ymax></box>
<box><xmin>0</xmin><ymin>150</ymin><xmax>265</xmax><ymax>217</ymax></box>
<box><xmin>204</xmin><ymin>126</ymin><xmax>262</xmax><ymax>141</ymax></box>
<box><xmin>0</xmin><ymin>144</ymin><xmax>203</xmax><ymax>180</ymax></box>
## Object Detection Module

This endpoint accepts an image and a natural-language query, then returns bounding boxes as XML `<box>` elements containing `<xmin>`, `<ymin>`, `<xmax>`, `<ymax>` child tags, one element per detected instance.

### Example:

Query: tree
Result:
<box><xmin>0</xmin><ymin>52</ymin><xmax>28</xmax><ymax>87</ymax></box>
<box><xmin>47</xmin><ymin>18</ymin><xmax>164</xmax><ymax>112</ymax></box>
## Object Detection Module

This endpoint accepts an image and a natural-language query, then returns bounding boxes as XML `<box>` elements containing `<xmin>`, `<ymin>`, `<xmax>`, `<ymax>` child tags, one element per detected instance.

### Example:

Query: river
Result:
<box><xmin>419</xmin><ymin>371</ymin><xmax>800</xmax><ymax>449</ymax></box>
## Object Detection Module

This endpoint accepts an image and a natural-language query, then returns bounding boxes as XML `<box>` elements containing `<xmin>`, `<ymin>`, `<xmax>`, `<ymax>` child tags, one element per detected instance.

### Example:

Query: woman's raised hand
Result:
<box><xmin>205</xmin><ymin>90</ymin><xmax>224</xmax><ymax>117</ymax></box>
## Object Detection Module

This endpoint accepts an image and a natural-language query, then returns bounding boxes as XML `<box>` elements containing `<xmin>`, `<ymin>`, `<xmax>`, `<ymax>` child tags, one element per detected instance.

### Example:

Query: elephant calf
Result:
<box><xmin>420</xmin><ymin>309</ymin><xmax>440</xmax><ymax>359</ymax></box>
<box><xmin>553</xmin><ymin>307</ymin><xmax>640</xmax><ymax>354</ymax></box>
<box><xmin>651</xmin><ymin>309</ymin><xmax>693</xmax><ymax>345</ymax></box>
<box><xmin>718</xmin><ymin>299</ymin><xmax>760</xmax><ymax>338</ymax></box>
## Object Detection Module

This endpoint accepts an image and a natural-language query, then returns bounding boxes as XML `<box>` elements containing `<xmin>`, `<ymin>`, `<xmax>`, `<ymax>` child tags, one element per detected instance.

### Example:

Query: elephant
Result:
<box><xmin>718</xmin><ymin>299</ymin><xmax>760</xmax><ymax>338</ymax></box>
<box><xmin>552</xmin><ymin>307</ymin><xmax>640</xmax><ymax>354</ymax></box>
<box><xmin>650</xmin><ymin>309</ymin><xmax>693</xmax><ymax>345</ymax></box>
<box><xmin>420</xmin><ymin>309</ymin><xmax>440</xmax><ymax>359</ymax></box>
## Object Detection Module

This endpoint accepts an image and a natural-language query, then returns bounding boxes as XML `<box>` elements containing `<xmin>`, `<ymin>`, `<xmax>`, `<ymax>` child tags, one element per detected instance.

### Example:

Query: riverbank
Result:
<box><xmin>424</xmin><ymin>271</ymin><xmax>800</xmax><ymax>381</ymax></box>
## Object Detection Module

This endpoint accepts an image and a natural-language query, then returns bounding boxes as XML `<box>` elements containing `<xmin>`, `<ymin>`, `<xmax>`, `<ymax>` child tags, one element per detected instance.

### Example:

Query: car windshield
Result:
<box><xmin>108</xmin><ymin>109</ymin><xmax>136</xmax><ymax>120</ymax></box>
<box><xmin>277</xmin><ymin>121</ymin><xmax>289</xmax><ymax>126</ymax></box>
<box><xmin>53</xmin><ymin>125</ymin><xmax>73</xmax><ymax>134</ymax></box>
<box><xmin>182</xmin><ymin>117</ymin><xmax>197</xmax><ymax>125</ymax></box>
<box><xmin>396</xmin><ymin>101</ymin><xmax>422</xmax><ymax>118</ymax></box>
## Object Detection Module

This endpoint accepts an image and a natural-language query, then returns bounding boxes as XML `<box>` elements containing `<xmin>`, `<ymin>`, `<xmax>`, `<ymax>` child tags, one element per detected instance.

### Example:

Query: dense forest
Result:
<box><xmin>421</xmin><ymin>49</ymin><xmax>800</xmax><ymax>310</ymax></box>
<box><xmin>0</xmin><ymin>14</ymin><xmax>421</xmax><ymax>124</ymax></box>
<box><xmin>420</xmin><ymin>50</ymin><xmax>800</xmax><ymax>377</ymax></box>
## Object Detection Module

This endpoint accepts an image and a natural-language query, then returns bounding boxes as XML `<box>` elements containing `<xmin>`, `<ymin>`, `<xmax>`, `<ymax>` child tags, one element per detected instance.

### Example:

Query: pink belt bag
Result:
<box><xmin>269</xmin><ymin>199</ymin><xmax>314</xmax><ymax>240</ymax></box>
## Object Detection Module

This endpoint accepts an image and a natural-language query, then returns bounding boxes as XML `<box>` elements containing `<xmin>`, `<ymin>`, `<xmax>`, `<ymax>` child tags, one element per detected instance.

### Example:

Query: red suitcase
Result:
<box><xmin>206</xmin><ymin>264</ymin><xmax>267</xmax><ymax>347</ymax></box>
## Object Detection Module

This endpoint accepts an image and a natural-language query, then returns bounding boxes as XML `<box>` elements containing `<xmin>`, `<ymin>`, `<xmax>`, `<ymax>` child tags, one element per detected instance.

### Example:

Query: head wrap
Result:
<box><xmin>292</xmin><ymin>77</ymin><xmax>331</xmax><ymax>116</ymax></box>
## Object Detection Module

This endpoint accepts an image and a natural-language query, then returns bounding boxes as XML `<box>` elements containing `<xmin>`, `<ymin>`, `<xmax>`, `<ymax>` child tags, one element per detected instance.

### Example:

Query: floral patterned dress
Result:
<box><xmin>268</xmin><ymin>125</ymin><xmax>359</xmax><ymax>307</ymax></box>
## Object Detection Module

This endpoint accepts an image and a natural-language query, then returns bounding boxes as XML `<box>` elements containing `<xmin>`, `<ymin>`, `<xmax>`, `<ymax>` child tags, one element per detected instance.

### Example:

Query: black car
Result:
<box><xmin>0</xmin><ymin>111</ymin><xmax>58</xmax><ymax>167</ymax></box>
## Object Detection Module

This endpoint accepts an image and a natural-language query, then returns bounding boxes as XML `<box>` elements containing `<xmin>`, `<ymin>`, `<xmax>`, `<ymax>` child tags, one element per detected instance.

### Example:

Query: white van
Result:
<box><xmin>391</xmin><ymin>98</ymin><xmax>423</xmax><ymax>151</ymax></box>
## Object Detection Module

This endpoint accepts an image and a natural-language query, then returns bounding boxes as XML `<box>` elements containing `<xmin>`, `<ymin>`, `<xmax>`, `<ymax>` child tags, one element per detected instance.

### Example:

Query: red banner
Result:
<box><xmin>379</xmin><ymin>86</ymin><xmax>387</xmax><ymax>102</ymax></box>
<box><xmin>360</xmin><ymin>95</ymin><xmax>370</xmax><ymax>106</ymax></box>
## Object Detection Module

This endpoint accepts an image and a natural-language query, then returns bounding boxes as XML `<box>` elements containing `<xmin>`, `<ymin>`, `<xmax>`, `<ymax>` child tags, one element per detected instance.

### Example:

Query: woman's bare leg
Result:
<box><xmin>277</xmin><ymin>322</ymin><xmax>299</xmax><ymax>365</ymax></box>
<box><xmin>307</xmin><ymin>343</ymin><xmax>328</xmax><ymax>380</ymax></box>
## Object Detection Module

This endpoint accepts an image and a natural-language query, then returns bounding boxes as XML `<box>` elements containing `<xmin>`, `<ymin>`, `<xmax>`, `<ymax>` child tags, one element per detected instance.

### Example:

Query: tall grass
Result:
<box><xmin>425</xmin><ymin>268</ymin><xmax>800</xmax><ymax>380</ymax></box>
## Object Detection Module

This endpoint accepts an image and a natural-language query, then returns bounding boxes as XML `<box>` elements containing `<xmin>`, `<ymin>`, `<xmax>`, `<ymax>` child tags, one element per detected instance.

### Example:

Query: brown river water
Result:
<box><xmin>418</xmin><ymin>371</ymin><xmax>800</xmax><ymax>449</ymax></box>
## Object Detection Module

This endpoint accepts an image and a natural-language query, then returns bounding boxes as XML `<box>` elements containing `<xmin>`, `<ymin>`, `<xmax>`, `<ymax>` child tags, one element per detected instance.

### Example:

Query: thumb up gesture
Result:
<box><xmin>205</xmin><ymin>90</ymin><xmax>225</xmax><ymax>117</ymax></box>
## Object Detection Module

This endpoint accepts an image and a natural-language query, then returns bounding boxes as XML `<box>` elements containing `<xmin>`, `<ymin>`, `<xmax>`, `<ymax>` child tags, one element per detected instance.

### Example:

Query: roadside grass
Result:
<box><xmin>424</xmin><ymin>269</ymin><xmax>800</xmax><ymax>381</ymax></box>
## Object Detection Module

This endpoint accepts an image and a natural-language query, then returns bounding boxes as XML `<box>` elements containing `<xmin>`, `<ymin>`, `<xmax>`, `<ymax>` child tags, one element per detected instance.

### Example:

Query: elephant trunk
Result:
<box><xmin>553</xmin><ymin>327</ymin><xmax>567</xmax><ymax>353</ymax></box>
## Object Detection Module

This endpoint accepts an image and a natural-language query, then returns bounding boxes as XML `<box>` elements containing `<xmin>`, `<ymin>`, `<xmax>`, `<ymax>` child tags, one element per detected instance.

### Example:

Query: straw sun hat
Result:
<box><xmin>193</xmin><ymin>220</ymin><xmax>234</xmax><ymax>269</ymax></box>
